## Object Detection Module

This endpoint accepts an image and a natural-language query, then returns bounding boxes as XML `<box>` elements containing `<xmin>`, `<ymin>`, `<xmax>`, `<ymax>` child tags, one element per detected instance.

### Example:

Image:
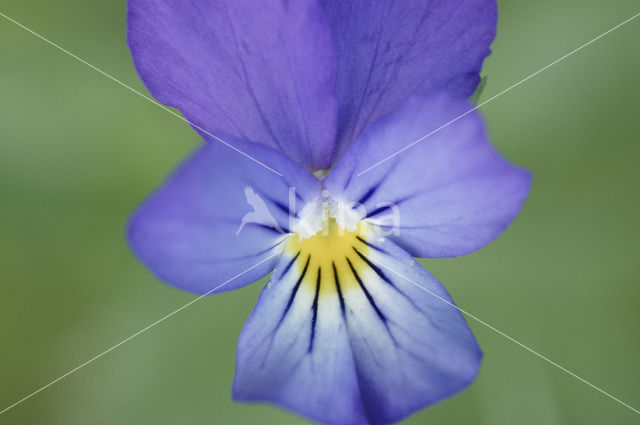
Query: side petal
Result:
<box><xmin>233</xmin><ymin>234</ymin><xmax>481</xmax><ymax>425</ymax></box>
<box><xmin>127</xmin><ymin>0</ymin><xmax>337</xmax><ymax>170</ymax></box>
<box><xmin>128</xmin><ymin>141</ymin><xmax>320</xmax><ymax>295</ymax></box>
<box><xmin>324</xmin><ymin>94</ymin><xmax>531</xmax><ymax>258</ymax></box>
<box><xmin>321</xmin><ymin>0</ymin><xmax>497</xmax><ymax>156</ymax></box>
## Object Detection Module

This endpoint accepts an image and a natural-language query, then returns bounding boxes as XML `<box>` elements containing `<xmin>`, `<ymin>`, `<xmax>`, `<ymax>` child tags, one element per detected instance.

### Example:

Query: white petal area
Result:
<box><xmin>233</xmin><ymin>252</ymin><xmax>366</xmax><ymax>425</ymax></box>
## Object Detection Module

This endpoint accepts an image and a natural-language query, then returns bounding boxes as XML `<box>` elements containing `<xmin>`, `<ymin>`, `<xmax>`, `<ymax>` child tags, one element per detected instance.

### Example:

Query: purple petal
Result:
<box><xmin>127</xmin><ymin>0</ymin><xmax>337</xmax><ymax>170</ymax></box>
<box><xmin>128</xmin><ymin>141</ymin><xmax>320</xmax><ymax>295</ymax></box>
<box><xmin>321</xmin><ymin>0</ymin><xmax>497</xmax><ymax>157</ymax></box>
<box><xmin>233</xmin><ymin>236</ymin><xmax>481</xmax><ymax>425</ymax></box>
<box><xmin>324</xmin><ymin>94</ymin><xmax>531</xmax><ymax>258</ymax></box>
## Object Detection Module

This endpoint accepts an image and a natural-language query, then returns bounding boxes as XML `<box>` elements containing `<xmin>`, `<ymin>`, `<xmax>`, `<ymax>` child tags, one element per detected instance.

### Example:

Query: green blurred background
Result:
<box><xmin>1</xmin><ymin>0</ymin><xmax>639</xmax><ymax>424</ymax></box>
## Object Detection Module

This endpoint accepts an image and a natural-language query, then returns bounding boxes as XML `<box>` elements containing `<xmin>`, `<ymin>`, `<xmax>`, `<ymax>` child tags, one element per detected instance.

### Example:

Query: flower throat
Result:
<box><xmin>285</xmin><ymin>217</ymin><xmax>376</xmax><ymax>298</ymax></box>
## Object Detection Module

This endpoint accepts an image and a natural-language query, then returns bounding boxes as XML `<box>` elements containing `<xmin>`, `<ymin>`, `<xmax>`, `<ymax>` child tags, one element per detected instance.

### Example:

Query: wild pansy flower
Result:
<box><xmin>126</xmin><ymin>1</ymin><xmax>530</xmax><ymax>424</ymax></box>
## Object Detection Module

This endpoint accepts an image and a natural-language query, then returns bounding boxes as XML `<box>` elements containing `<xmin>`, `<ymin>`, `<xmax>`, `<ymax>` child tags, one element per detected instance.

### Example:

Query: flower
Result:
<box><xmin>126</xmin><ymin>1</ymin><xmax>530</xmax><ymax>424</ymax></box>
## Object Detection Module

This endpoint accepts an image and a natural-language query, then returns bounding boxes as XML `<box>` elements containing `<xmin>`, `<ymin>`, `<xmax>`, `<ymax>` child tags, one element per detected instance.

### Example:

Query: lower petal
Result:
<box><xmin>233</xmin><ymin>228</ymin><xmax>481</xmax><ymax>425</ymax></box>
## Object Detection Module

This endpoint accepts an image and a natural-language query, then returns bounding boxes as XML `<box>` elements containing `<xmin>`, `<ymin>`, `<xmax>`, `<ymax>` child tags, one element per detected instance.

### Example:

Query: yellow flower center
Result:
<box><xmin>286</xmin><ymin>217</ymin><xmax>373</xmax><ymax>298</ymax></box>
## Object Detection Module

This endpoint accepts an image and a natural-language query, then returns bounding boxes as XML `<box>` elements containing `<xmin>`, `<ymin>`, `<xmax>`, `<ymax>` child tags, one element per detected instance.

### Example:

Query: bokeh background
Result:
<box><xmin>1</xmin><ymin>0</ymin><xmax>639</xmax><ymax>424</ymax></box>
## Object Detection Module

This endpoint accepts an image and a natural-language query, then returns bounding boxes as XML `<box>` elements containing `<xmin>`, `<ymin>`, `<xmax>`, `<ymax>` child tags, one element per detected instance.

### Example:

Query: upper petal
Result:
<box><xmin>321</xmin><ymin>0</ymin><xmax>497</xmax><ymax>157</ymax></box>
<box><xmin>127</xmin><ymin>0</ymin><xmax>338</xmax><ymax>170</ymax></box>
<box><xmin>233</xmin><ymin>230</ymin><xmax>481</xmax><ymax>425</ymax></box>
<box><xmin>324</xmin><ymin>94</ymin><xmax>531</xmax><ymax>258</ymax></box>
<box><xmin>128</xmin><ymin>140</ymin><xmax>321</xmax><ymax>295</ymax></box>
